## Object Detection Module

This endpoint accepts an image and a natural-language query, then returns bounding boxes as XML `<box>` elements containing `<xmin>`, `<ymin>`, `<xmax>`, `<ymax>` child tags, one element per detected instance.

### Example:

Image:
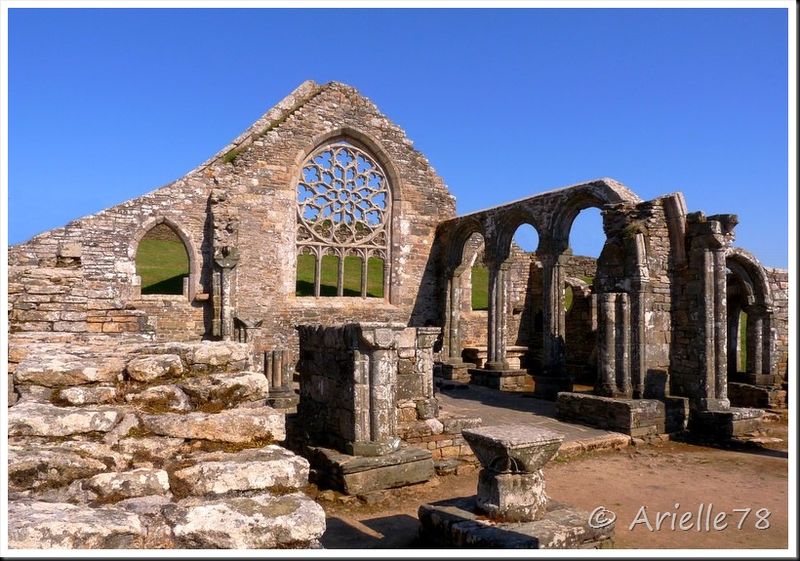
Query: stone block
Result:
<box><xmin>141</xmin><ymin>407</ymin><xmax>285</xmax><ymax>443</ymax></box>
<box><xmin>8</xmin><ymin>501</ymin><xmax>146</xmax><ymax>549</ymax></box>
<box><xmin>306</xmin><ymin>445</ymin><xmax>434</xmax><ymax>495</ymax></box>
<box><xmin>170</xmin><ymin>445</ymin><xmax>309</xmax><ymax>497</ymax></box>
<box><xmin>418</xmin><ymin>497</ymin><xmax>614</xmax><ymax>549</ymax></box>
<box><xmin>164</xmin><ymin>492</ymin><xmax>325</xmax><ymax>548</ymax></box>
<box><xmin>476</xmin><ymin>469</ymin><xmax>548</xmax><ymax>522</ymax></box>
<box><xmin>9</xmin><ymin>402</ymin><xmax>122</xmax><ymax>437</ymax></box>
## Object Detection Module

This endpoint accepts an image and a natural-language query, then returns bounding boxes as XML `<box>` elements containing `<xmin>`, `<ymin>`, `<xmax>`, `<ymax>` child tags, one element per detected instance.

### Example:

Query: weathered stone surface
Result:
<box><xmin>179</xmin><ymin>371</ymin><xmax>269</xmax><ymax>405</ymax></box>
<box><xmin>171</xmin><ymin>445</ymin><xmax>309</xmax><ymax>497</ymax></box>
<box><xmin>164</xmin><ymin>492</ymin><xmax>325</xmax><ymax>548</ymax></box>
<box><xmin>462</xmin><ymin>425</ymin><xmax>564</xmax><ymax>474</ymax></box>
<box><xmin>126</xmin><ymin>354</ymin><xmax>184</xmax><ymax>382</ymax></box>
<box><xmin>188</xmin><ymin>342</ymin><xmax>249</xmax><ymax>372</ymax></box>
<box><xmin>555</xmin><ymin>393</ymin><xmax>666</xmax><ymax>437</ymax></box>
<box><xmin>476</xmin><ymin>469</ymin><xmax>548</xmax><ymax>522</ymax></box>
<box><xmin>8</xmin><ymin>500</ymin><xmax>146</xmax><ymax>549</ymax></box>
<box><xmin>15</xmin><ymin>384</ymin><xmax>54</xmax><ymax>403</ymax></box>
<box><xmin>14</xmin><ymin>352</ymin><xmax>125</xmax><ymax>387</ymax></box>
<box><xmin>58</xmin><ymin>440</ymin><xmax>130</xmax><ymax>471</ymax></box>
<box><xmin>125</xmin><ymin>384</ymin><xmax>191</xmax><ymax>412</ymax></box>
<box><xmin>57</xmin><ymin>385</ymin><xmax>118</xmax><ymax>406</ymax></box>
<box><xmin>8</xmin><ymin>373</ymin><xmax>18</xmax><ymax>405</ymax></box>
<box><xmin>103</xmin><ymin>412</ymin><xmax>142</xmax><ymax>445</ymax></box>
<box><xmin>80</xmin><ymin>468</ymin><xmax>171</xmax><ymax>502</ymax></box>
<box><xmin>116</xmin><ymin>436</ymin><xmax>186</xmax><ymax>464</ymax></box>
<box><xmin>141</xmin><ymin>407</ymin><xmax>285</xmax><ymax>443</ymax></box>
<box><xmin>8</xmin><ymin>401</ymin><xmax>123</xmax><ymax>437</ymax></box>
<box><xmin>307</xmin><ymin>445</ymin><xmax>434</xmax><ymax>495</ymax></box>
<box><xmin>8</xmin><ymin>445</ymin><xmax>108</xmax><ymax>492</ymax></box>
<box><xmin>418</xmin><ymin>497</ymin><xmax>614</xmax><ymax>549</ymax></box>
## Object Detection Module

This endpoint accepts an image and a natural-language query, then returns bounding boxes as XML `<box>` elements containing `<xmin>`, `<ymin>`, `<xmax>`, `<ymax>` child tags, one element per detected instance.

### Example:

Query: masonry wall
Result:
<box><xmin>766</xmin><ymin>267</ymin><xmax>789</xmax><ymax>380</ymax></box>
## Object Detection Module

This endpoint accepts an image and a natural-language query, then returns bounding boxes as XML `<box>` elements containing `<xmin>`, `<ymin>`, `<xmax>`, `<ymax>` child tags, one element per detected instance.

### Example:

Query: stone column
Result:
<box><xmin>596</xmin><ymin>293</ymin><xmax>617</xmax><ymax>396</ymax></box>
<box><xmin>265</xmin><ymin>349</ymin><xmax>297</xmax><ymax>408</ymax></box>
<box><xmin>745</xmin><ymin>307</ymin><xmax>764</xmax><ymax>375</ymax></box>
<box><xmin>463</xmin><ymin>425</ymin><xmax>564</xmax><ymax>523</ymax></box>
<box><xmin>416</xmin><ymin>327</ymin><xmax>441</xmax><ymax>419</ymax></box>
<box><xmin>540</xmin><ymin>253</ymin><xmax>565</xmax><ymax>377</ymax></box>
<box><xmin>447</xmin><ymin>272</ymin><xmax>463</xmax><ymax>362</ymax></box>
<box><xmin>337</xmin><ymin>254</ymin><xmax>345</xmax><ymax>297</ymax></box>
<box><xmin>349</xmin><ymin>322</ymin><xmax>406</xmax><ymax>456</ymax></box>
<box><xmin>713</xmin><ymin>248</ymin><xmax>728</xmax><ymax>404</ymax></box>
<box><xmin>616</xmin><ymin>292</ymin><xmax>631</xmax><ymax>396</ymax></box>
<box><xmin>486</xmin><ymin>262</ymin><xmax>509</xmax><ymax>370</ymax></box>
<box><xmin>209</xmin><ymin>189</ymin><xmax>240</xmax><ymax>341</ymax></box>
<box><xmin>630</xmin><ymin>280</ymin><xmax>648</xmax><ymax>398</ymax></box>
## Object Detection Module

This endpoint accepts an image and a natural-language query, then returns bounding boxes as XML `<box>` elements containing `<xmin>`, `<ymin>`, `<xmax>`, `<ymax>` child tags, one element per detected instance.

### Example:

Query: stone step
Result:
<box><xmin>8</xmin><ymin>401</ymin><xmax>123</xmax><ymax>437</ymax></box>
<box><xmin>164</xmin><ymin>492</ymin><xmax>325</xmax><ymax>548</ymax></box>
<box><xmin>77</xmin><ymin>468</ymin><xmax>171</xmax><ymax>503</ymax></box>
<box><xmin>170</xmin><ymin>445</ymin><xmax>309</xmax><ymax>497</ymax></box>
<box><xmin>140</xmin><ymin>407</ymin><xmax>285</xmax><ymax>443</ymax></box>
<box><xmin>8</xmin><ymin>500</ymin><xmax>147</xmax><ymax>549</ymax></box>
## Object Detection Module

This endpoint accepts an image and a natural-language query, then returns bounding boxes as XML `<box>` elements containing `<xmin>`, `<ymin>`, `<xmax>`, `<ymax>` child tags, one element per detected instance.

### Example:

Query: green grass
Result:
<box><xmin>296</xmin><ymin>254</ymin><xmax>385</xmax><ymax>297</ymax></box>
<box><xmin>135</xmin><ymin>239</ymin><xmax>189</xmax><ymax>295</ymax></box>
<box><xmin>471</xmin><ymin>266</ymin><xmax>489</xmax><ymax>310</ymax></box>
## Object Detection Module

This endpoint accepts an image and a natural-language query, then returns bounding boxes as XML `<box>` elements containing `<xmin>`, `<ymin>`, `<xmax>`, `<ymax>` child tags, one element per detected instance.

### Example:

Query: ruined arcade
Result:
<box><xmin>6</xmin><ymin>80</ymin><xmax>790</xmax><ymax>549</ymax></box>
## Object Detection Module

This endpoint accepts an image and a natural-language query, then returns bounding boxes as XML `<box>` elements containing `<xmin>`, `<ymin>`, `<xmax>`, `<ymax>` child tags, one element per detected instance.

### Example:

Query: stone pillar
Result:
<box><xmin>349</xmin><ymin>322</ymin><xmax>406</xmax><ymax>456</ymax></box>
<box><xmin>686</xmin><ymin>213</ymin><xmax>736</xmax><ymax>411</ymax></box>
<box><xmin>713</xmin><ymin>248</ymin><xmax>728</xmax><ymax>404</ymax></box>
<box><xmin>265</xmin><ymin>349</ymin><xmax>296</xmax><ymax>408</ymax></box>
<box><xmin>209</xmin><ymin>189</ymin><xmax>240</xmax><ymax>341</ymax></box>
<box><xmin>540</xmin><ymin>253</ymin><xmax>565</xmax><ymax>376</ymax></box>
<box><xmin>596</xmin><ymin>293</ymin><xmax>617</xmax><ymax>396</ymax></box>
<box><xmin>462</xmin><ymin>425</ymin><xmax>564</xmax><ymax>523</ymax></box>
<box><xmin>616</xmin><ymin>292</ymin><xmax>631</xmax><ymax>396</ymax></box>
<box><xmin>447</xmin><ymin>273</ymin><xmax>463</xmax><ymax>362</ymax></box>
<box><xmin>486</xmin><ymin>262</ymin><xmax>509</xmax><ymax>370</ymax></box>
<box><xmin>415</xmin><ymin>327</ymin><xmax>441</xmax><ymax>419</ymax></box>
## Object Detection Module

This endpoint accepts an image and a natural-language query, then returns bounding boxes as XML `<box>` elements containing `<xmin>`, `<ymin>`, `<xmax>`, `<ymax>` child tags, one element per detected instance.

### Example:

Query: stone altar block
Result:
<box><xmin>296</xmin><ymin>322</ymin><xmax>434</xmax><ymax>494</ymax></box>
<box><xmin>418</xmin><ymin>424</ymin><xmax>614</xmax><ymax>548</ymax></box>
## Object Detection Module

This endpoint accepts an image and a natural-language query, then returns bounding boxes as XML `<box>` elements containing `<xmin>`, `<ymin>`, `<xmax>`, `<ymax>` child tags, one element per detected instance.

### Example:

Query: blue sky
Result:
<box><xmin>8</xmin><ymin>7</ymin><xmax>789</xmax><ymax>266</ymax></box>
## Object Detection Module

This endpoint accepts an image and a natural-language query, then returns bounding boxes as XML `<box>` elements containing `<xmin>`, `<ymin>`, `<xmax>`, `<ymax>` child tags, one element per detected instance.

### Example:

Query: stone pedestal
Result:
<box><xmin>436</xmin><ymin>360</ymin><xmax>474</xmax><ymax>382</ymax></box>
<box><xmin>532</xmin><ymin>374</ymin><xmax>572</xmax><ymax>401</ymax></box>
<box><xmin>688</xmin><ymin>407</ymin><xmax>764</xmax><ymax>439</ymax></box>
<box><xmin>418</xmin><ymin>424</ymin><xmax>614</xmax><ymax>548</ymax></box>
<box><xmin>468</xmin><ymin>368</ymin><xmax>532</xmax><ymax>392</ymax></box>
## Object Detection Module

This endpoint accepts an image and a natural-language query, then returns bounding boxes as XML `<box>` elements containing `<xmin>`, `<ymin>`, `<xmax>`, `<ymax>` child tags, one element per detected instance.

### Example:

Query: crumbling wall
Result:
<box><xmin>766</xmin><ymin>267</ymin><xmax>789</xmax><ymax>380</ymax></box>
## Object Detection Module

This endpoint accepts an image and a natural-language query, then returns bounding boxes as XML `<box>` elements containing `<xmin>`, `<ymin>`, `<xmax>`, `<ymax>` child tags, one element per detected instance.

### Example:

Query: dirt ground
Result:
<box><xmin>316</xmin><ymin>422</ymin><xmax>789</xmax><ymax>550</ymax></box>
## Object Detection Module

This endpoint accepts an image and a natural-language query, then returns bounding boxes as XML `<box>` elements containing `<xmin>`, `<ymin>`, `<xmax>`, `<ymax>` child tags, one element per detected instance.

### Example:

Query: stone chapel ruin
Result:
<box><xmin>7</xmin><ymin>80</ymin><xmax>789</xmax><ymax>549</ymax></box>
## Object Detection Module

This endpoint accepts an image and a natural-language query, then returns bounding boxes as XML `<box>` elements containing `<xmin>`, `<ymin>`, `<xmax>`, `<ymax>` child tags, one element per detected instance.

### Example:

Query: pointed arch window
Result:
<box><xmin>296</xmin><ymin>140</ymin><xmax>390</xmax><ymax>298</ymax></box>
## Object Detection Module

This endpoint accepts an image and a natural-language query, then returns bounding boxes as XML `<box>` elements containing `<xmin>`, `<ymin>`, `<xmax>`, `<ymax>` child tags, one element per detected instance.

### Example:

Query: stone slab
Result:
<box><xmin>688</xmin><ymin>407</ymin><xmax>763</xmax><ymax>439</ymax></box>
<box><xmin>306</xmin><ymin>444</ymin><xmax>434</xmax><ymax>495</ymax></box>
<box><xmin>556</xmin><ymin>392</ymin><xmax>666</xmax><ymax>437</ymax></box>
<box><xmin>728</xmin><ymin>382</ymin><xmax>786</xmax><ymax>409</ymax></box>
<box><xmin>418</xmin><ymin>497</ymin><xmax>614</xmax><ymax>549</ymax></box>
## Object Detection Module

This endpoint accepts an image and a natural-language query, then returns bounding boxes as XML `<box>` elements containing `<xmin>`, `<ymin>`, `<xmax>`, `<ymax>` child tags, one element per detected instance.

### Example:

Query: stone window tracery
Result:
<box><xmin>296</xmin><ymin>141</ymin><xmax>390</xmax><ymax>298</ymax></box>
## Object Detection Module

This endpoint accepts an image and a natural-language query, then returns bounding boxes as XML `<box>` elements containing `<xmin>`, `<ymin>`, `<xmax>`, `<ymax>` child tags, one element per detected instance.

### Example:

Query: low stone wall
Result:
<box><xmin>7</xmin><ymin>335</ymin><xmax>325</xmax><ymax>550</ymax></box>
<box><xmin>397</xmin><ymin>415</ymin><xmax>482</xmax><ymax>463</ymax></box>
<box><xmin>556</xmin><ymin>392</ymin><xmax>666</xmax><ymax>437</ymax></box>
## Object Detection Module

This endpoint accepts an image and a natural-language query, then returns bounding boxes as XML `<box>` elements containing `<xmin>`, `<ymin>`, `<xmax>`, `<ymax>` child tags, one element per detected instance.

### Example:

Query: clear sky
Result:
<box><xmin>7</xmin><ymin>7</ymin><xmax>789</xmax><ymax>267</ymax></box>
